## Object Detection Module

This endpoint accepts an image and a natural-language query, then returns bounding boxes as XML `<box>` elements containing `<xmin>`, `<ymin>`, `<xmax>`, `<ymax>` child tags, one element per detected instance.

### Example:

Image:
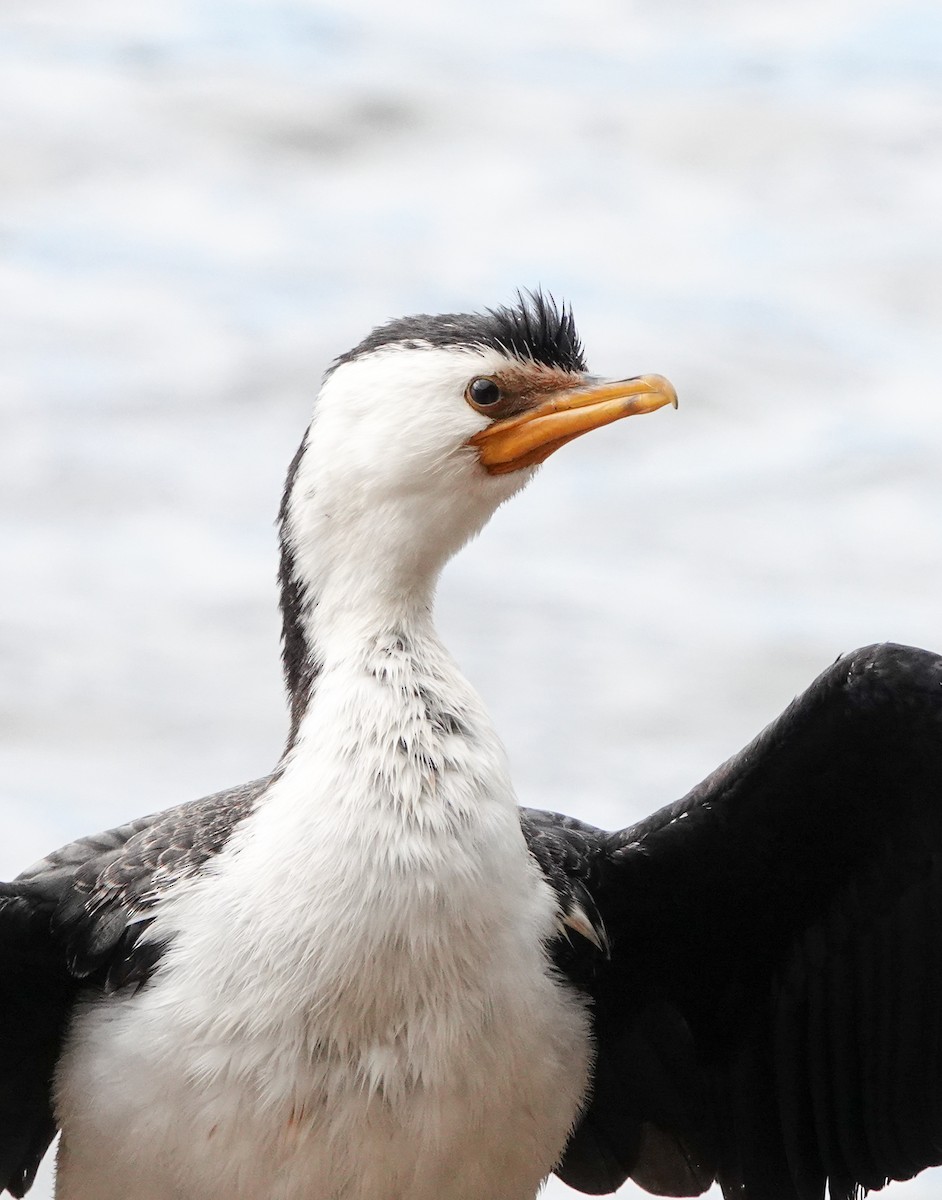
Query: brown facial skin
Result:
<box><xmin>467</xmin><ymin>366</ymin><xmax>677</xmax><ymax>475</ymax></box>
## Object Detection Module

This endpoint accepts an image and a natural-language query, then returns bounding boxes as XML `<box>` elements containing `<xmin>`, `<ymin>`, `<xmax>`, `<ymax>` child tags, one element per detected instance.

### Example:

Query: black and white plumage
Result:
<box><xmin>3</xmin><ymin>293</ymin><xmax>942</xmax><ymax>1200</ymax></box>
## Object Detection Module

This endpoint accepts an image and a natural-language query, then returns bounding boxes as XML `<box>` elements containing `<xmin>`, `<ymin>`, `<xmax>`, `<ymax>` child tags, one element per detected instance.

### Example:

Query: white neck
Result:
<box><xmin>293</xmin><ymin>528</ymin><xmax>439</xmax><ymax>661</ymax></box>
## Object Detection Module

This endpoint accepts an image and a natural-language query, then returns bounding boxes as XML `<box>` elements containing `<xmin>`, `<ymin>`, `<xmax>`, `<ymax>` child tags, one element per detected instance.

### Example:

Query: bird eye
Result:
<box><xmin>467</xmin><ymin>378</ymin><xmax>502</xmax><ymax>410</ymax></box>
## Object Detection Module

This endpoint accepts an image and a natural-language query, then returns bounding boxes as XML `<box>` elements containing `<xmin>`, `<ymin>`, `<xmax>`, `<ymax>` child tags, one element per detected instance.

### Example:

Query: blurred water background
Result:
<box><xmin>2</xmin><ymin>0</ymin><xmax>941</xmax><ymax>1195</ymax></box>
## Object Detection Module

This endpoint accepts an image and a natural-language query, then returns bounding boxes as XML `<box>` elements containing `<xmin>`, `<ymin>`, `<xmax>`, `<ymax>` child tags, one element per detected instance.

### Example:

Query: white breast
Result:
<box><xmin>53</xmin><ymin>632</ymin><xmax>591</xmax><ymax>1200</ymax></box>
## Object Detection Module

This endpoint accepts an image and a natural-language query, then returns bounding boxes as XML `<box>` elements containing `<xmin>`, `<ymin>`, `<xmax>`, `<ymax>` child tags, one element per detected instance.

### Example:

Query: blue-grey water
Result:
<box><xmin>2</xmin><ymin>0</ymin><xmax>941</xmax><ymax>1195</ymax></box>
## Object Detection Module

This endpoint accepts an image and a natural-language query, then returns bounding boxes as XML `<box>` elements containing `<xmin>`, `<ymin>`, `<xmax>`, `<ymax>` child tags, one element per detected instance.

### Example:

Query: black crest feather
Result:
<box><xmin>330</xmin><ymin>290</ymin><xmax>586</xmax><ymax>375</ymax></box>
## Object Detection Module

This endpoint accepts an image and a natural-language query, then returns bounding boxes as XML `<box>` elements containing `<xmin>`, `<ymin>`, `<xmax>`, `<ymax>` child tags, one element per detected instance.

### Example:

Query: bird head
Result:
<box><xmin>281</xmin><ymin>292</ymin><xmax>676</xmax><ymax>606</ymax></box>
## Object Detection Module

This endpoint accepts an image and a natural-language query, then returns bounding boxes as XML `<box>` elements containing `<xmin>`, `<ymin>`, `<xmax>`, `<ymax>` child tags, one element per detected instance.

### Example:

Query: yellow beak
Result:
<box><xmin>468</xmin><ymin>373</ymin><xmax>677</xmax><ymax>475</ymax></box>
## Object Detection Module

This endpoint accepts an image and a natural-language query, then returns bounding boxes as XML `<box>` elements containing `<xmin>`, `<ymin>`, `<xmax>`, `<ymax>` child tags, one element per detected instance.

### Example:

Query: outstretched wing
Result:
<box><xmin>545</xmin><ymin>642</ymin><xmax>942</xmax><ymax>1199</ymax></box>
<box><xmin>0</xmin><ymin>776</ymin><xmax>270</xmax><ymax>1196</ymax></box>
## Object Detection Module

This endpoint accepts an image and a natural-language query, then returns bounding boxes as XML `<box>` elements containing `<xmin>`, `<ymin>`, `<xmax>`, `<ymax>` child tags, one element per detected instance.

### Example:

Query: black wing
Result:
<box><xmin>538</xmin><ymin>642</ymin><xmax>942</xmax><ymax>1199</ymax></box>
<box><xmin>0</xmin><ymin>776</ymin><xmax>270</xmax><ymax>1196</ymax></box>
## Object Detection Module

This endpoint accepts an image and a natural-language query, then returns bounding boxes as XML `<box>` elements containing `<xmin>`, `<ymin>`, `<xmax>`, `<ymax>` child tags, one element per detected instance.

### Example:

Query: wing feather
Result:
<box><xmin>543</xmin><ymin>643</ymin><xmax>942</xmax><ymax>1198</ymax></box>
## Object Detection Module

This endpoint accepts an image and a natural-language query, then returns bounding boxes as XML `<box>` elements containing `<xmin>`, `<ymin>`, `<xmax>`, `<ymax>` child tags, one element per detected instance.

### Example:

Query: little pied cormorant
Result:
<box><xmin>3</xmin><ymin>292</ymin><xmax>942</xmax><ymax>1200</ymax></box>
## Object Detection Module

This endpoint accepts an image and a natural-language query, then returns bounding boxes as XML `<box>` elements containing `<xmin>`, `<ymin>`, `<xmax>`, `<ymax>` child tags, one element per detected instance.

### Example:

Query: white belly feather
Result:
<box><xmin>53</xmin><ymin>639</ymin><xmax>591</xmax><ymax>1200</ymax></box>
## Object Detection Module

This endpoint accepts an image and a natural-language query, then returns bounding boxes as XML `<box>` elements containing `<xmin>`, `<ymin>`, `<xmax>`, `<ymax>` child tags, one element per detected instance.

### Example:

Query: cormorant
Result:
<box><xmin>3</xmin><ymin>293</ymin><xmax>942</xmax><ymax>1200</ymax></box>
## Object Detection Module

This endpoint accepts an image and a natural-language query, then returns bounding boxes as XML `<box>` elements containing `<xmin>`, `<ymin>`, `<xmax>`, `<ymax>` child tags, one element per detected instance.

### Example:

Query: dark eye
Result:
<box><xmin>467</xmin><ymin>377</ymin><xmax>502</xmax><ymax>409</ymax></box>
